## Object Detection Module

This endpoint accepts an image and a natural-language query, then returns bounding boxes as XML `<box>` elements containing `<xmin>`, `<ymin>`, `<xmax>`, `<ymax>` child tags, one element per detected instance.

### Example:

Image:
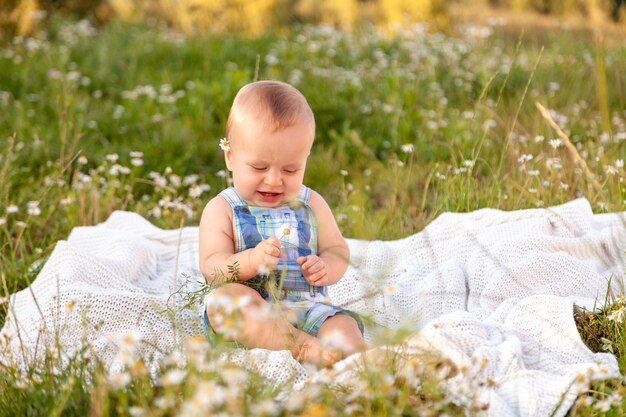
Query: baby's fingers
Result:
<box><xmin>298</xmin><ymin>255</ymin><xmax>318</xmax><ymax>270</ymax></box>
<box><xmin>265</xmin><ymin>237</ymin><xmax>282</xmax><ymax>249</ymax></box>
<box><xmin>304</xmin><ymin>259</ymin><xmax>324</xmax><ymax>274</ymax></box>
<box><xmin>307</xmin><ymin>269</ymin><xmax>327</xmax><ymax>286</ymax></box>
<box><xmin>263</xmin><ymin>240</ymin><xmax>283</xmax><ymax>257</ymax></box>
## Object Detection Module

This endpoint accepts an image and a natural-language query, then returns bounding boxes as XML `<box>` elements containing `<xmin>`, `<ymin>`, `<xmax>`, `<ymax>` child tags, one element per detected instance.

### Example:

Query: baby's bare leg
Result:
<box><xmin>206</xmin><ymin>283</ymin><xmax>334</xmax><ymax>366</ymax></box>
<box><xmin>317</xmin><ymin>313</ymin><xmax>367</xmax><ymax>360</ymax></box>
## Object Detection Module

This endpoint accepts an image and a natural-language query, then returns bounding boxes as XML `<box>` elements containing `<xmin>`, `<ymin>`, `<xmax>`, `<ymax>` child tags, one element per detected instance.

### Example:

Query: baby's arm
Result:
<box><xmin>297</xmin><ymin>190</ymin><xmax>350</xmax><ymax>286</ymax></box>
<box><xmin>199</xmin><ymin>196</ymin><xmax>283</xmax><ymax>284</ymax></box>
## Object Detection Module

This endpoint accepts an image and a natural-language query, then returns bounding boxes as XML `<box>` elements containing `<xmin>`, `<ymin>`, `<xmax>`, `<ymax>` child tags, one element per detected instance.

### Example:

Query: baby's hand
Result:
<box><xmin>250</xmin><ymin>238</ymin><xmax>283</xmax><ymax>273</ymax></box>
<box><xmin>297</xmin><ymin>255</ymin><xmax>328</xmax><ymax>286</ymax></box>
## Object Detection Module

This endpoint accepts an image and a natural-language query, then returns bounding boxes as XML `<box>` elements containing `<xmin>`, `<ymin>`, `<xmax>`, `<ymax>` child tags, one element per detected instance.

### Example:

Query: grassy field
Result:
<box><xmin>1</xmin><ymin>14</ymin><xmax>626</xmax><ymax>416</ymax></box>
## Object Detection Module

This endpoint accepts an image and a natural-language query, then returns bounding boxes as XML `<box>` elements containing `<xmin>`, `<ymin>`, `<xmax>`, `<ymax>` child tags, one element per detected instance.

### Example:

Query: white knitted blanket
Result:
<box><xmin>1</xmin><ymin>198</ymin><xmax>624</xmax><ymax>416</ymax></box>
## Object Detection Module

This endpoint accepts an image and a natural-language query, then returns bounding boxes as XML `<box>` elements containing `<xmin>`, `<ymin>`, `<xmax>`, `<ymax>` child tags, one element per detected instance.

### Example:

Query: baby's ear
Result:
<box><xmin>224</xmin><ymin>149</ymin><xmax>233</xmax><ymax>171</ymax></box>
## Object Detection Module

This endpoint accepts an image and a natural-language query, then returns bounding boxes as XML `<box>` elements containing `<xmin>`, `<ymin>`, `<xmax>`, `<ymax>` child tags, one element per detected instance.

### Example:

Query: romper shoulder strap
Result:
<box><xmin>298</xmin><ymin>185</ymin><xmax>312</xmax><ymax>204</ymax></box>
<box><xmin>218</xmin><ymin>187</ymin><xmax>247</xmax><ymax>207</ymax></box>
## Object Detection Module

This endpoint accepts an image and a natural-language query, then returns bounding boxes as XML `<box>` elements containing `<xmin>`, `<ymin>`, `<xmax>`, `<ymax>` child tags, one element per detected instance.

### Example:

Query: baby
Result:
<box><xmin>199</xmin><ymin>80</ymin><xmax>365</xmax><ymax>366</ymax></box>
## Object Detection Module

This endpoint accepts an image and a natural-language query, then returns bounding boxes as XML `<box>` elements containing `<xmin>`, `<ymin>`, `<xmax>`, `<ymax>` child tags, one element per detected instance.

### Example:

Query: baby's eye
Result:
<box><xmin>283</xmin><ymin>169</ymin><xmax>297</xmax><ymax>174</ymax></box>
<box><xmin>251</xmin><ymin>166</ymin><xmax>267</xmax><ymax>171</ymax></box>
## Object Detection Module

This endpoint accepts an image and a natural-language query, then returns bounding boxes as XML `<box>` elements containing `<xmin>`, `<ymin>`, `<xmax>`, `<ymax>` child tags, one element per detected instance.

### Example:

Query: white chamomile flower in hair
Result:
<box><xmin>219</xmin><ymin>137</ymin><xmax>231</xmax><ymax>151</ymax></box>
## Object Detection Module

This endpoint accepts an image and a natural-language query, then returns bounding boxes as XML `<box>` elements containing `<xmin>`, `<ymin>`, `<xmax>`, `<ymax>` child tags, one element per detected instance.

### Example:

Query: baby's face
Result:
<box><xmin>225</xmin><ymin>119</ymin><xmax>314</xmax><ymax>207</ymax></box>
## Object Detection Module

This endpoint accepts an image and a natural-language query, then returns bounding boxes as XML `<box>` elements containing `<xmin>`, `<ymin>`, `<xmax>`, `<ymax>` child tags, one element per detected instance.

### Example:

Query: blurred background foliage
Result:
<box><xmin>1</xmin><ymin>0</ymin><xmax>624</xmax><ymax>40</ymax></box>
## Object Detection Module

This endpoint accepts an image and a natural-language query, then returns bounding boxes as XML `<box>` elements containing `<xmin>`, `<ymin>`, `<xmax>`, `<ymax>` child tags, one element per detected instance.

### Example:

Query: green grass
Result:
<box><xmin>1</xmin><ymin>15</ymin><xmax>626</xmax><ymax>416</ymax></box>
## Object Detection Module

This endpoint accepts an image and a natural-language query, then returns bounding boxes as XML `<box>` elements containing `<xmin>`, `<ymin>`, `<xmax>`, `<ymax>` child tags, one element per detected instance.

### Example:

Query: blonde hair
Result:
<box><xmin>225</xmin><ymin>80</ymin><xmax>315</xmax><ymax>138</ymax></box>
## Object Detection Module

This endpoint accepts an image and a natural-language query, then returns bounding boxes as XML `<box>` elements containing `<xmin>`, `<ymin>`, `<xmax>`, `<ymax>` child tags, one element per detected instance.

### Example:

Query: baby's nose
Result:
<box><xmin>265</xmin><ymin>170</ymin><xmax>282</xmax><ymax>186</ymax></box>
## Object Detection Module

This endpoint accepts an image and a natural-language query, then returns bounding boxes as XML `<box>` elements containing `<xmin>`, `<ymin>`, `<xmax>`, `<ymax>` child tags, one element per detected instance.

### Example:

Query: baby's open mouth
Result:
<box><xmin>259</xmin><ymin>191</ymin><xmax>281</xmax><ymax>196</ymax></box>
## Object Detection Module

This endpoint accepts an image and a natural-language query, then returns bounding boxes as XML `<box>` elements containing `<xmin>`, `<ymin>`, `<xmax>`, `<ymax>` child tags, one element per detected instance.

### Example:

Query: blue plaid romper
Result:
<box><xmin>204</xmin><ymin>185</ymin><xmax>363</xmax><ymax>338</ymax></box>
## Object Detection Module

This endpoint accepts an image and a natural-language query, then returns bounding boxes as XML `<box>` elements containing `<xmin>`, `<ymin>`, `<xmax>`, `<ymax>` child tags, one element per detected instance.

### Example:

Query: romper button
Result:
<box><xmin>241</xmin><ymin>207</ymin><xmax>250</xmax><ymax>214</ymax></box>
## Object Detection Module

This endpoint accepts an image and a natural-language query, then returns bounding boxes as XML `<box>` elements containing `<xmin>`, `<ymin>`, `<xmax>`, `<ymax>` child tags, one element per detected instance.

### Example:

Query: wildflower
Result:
<box><xmin>114</xmin><ymin>350</ymin><xmax>135</xmax><ymax>367</ymax></box>
<box><xmin>6</xmin><ymin>204</ymin><xmax>18</xmax><ymax>214</ymax></box>
<box><xmin>154</xmin><ymin>176</ymin><xmax>167</xmax><ymax>189</ymax></box>
<box><xmin>606</xmin><ymin>165</ymin><xmax>618</xmax><ymax>176</ymax></box>
<box><xmin>128</xmin><ymin>406</ymin><xmax>145</xmax><ymax>417</ymax></box>
<box><xmin>183</xmin><ymin>174</ymin><xmax>199</xmax><ymax>185</ymax></box>
<box><xmin>77</xmin><ymin>155</ymin><xmax>88</xmax><ymax>165</ymax></box>
<box><xmin>608</xmin><ymin>305</ymin><xmax>625</xmax><ymax>323</ymax></box>
<box><xmin>340</xmin><ymin>170</ymin><xmax>348</xmax><ymax>176</ymax></box>
<box><xmin>312</xmin><ymin>368</ymin><xmax>334</xmax><ymax>385</ymax></box>
<box><xmin>15</xmin><ymin>221</ymin><xmax>27</xmax><ymax>228</ymax></box>
<box><xmin>189</xmin><ymin>185</ymin><xmax>203</xmax><ymax>199</ymax></box>
<box><xmin>232</xmin><ymin>295</ymin><xmax>251</xmax><ymax>310</ymax></box>
<box><xmin>107</xmin><ymin>371</ymin><xmax>131</xmax><ymax>389</ymax></box>
<box><xmin>616</xmin><ymin>159</ymin><xmax>624</xmax><ymax>169</ymax></box>
<box><xmin>534</xmin><ymin>135</ymin><xmax>545</xmax><ymax>143</ymax></box>
<box><xmin>219</xmin><ymin>138</ymin><xmax>230</xmax><ymax>151</ymax></box>
<box><xmin>160</xmin><ymin>369</ymin><xmax>187</xmax><ymax>387</ymax></box>
<box><xmin>483</xmin><ymin>119</ymin><xmax>496</xmax><ymax>130</ymax></box>
<box><xmin>14</xmin><ymin>379</ymin><xmax>28</xmax><ymax>389</ymax></box>
<box><xmin>109</xmin><ymin>164</ymin><xmax>122</xmax><ymax>175</ymax></box>
<box><xmin>594</xmin><ymin>400</ymin><xmax>611</xmax><ymax>412</ymax></box>
<box><xmin>590</xmin><ymin>363</ymin><xmax>612</xmax><ymax>382</ymax></box>
<box><xmin>463</xmin><ymin>160</ymin><xmax>475</xmax><ymax>167</ymax></box>
<box><xmin>193</xmin><ymin>380</ymin><xmax>227</xmax><ymax>408</ymax></box>
<box><xmin>64</xmin><ymin>299</ymin><xmax>76</xmax><ymax>312</ymax></box>
<box><xmin>548</xmin><ymin>138</ymin><xmax>562</xmax><ymax>149</ymax></box>
<box><xmin>48</xmin><ymin>68</ymin><xmax>61</xmax><ymax>79</ymax></box>
<box><xmin>401</xmin><ymin>143</ymin><xmax>414</xmax><ymax>153</ymax></box>
<box><xmin>559</xmin><ymin>182</ymin><xmax>569</xmax><ymax>190</ymax></box>
<box><xmin>254</xmin><ymin>399</ymin><xmax>278</xmax><ymax>416</ymax></box>
<box><xmin>130</xmin><ymin>360</ymin><xmax>147</xmax><ymax>377</ymax></box>
<box><xmin>168</xmin><ymin>174</ymin><xmax>181</xmax><ymax>187</ymax></box>
<box><xmin>155</xmin><ymin>396</ymin><xmax>176</xmax><ymax>410</ymax></box>
<box><xmin>221</xmin><ymin>366</ymin><xmax>248</xmax><ymax>385</ymax></box>
<box><xmin>546</xmin><ymin>158</ymin><xmax>562</xmax><ymax>170</ymax></box>
<box><xmin>384</xmin><ymin>284</ymin><xmax>398</xmax><ymax>295</ymax></box>
<box><xmin>518</xmin><ymin>154</ymin><xmax>533</xmax><ymax>164</ymax></box>
<box><xmin>150</xmin><ymin>206</ymin><xmax>162</xmax><ymax>218</ymax></box>
<box><xmin>216</xmin><ymin>170</ymin><xmax>228</xmax><ymax>178</ymax></box>
<box><xmin>116</xmin><ymin>330</ymin><xmax>142</xmax><ymax>351</ymax></box>
<box><xmin>106</xmin><ymin>153</ymin><xmax>119</xmax><ymax>162</ymax></box>
<box><xmin>131</xmin><ymin>158</ymin><xmax>143</xmax><ymax>167</ymax></box>
<box><xmin>608</xmin><ymin>391</ymin><xmax>622</xmax><ymax>406</ymax></box>
<box><xmin>320</xmin><ymin>330</ymin><xmax>347</xmax><ymax>351</ymax></box>
<box><xmin>577</xmin><ymin>396</ymin><xmax>593</xmax><ymax>407</ymax></box>
<box><xmin>0</xmin><ymin>217</ymin><xmax>6</xmax><ymax>226</ymax></box>
<box><xmin>158</xmin><ymin>196</ymin><xmax>172</xmax><ymax>207</ymax></box>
